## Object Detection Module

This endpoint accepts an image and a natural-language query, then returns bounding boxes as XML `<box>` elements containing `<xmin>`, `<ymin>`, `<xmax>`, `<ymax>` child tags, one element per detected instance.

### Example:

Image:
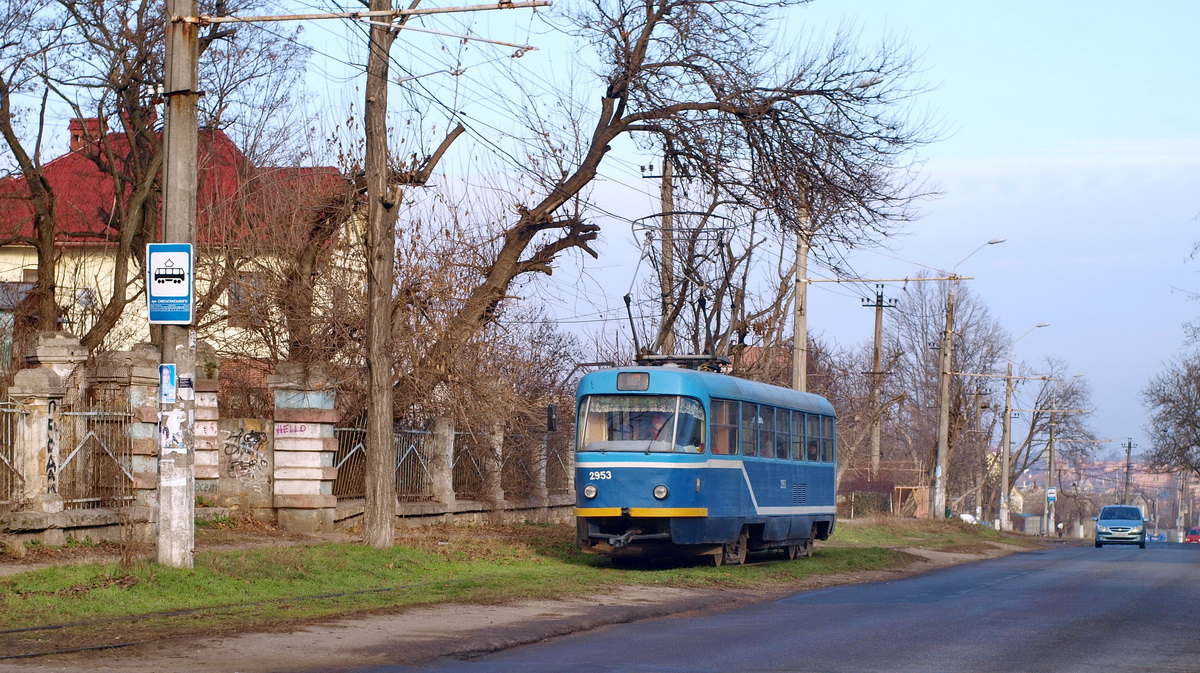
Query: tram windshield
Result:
<box><xmin>578</xmin><ymin>395</ymin><xmax>705</xmax><ymax>453</ymax></box>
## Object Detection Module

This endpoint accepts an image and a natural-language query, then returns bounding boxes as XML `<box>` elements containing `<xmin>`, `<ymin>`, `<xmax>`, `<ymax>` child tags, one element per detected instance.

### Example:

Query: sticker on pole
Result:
<box><xmin>147</xmin><ymin>243</ymin><xmax>193</xmax><ymax>324</ymax></box>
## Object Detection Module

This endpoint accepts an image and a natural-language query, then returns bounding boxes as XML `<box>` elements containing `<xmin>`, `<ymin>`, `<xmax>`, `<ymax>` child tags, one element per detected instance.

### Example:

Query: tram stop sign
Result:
<box><xmin>146</xmin><ymin>243</ymin><xmax>194</xmax><ymax>325</ymax></box>
<box><xmin>1047</xmin><ymin>487</ymin><xmax>1057</xmax><ymax>502</ymax></box>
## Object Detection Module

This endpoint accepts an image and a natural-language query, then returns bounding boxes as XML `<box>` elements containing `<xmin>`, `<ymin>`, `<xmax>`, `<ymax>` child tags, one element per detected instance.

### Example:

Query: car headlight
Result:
<box><xmin>653</xmin><ymin>484</ymin><xmax>669</xmax><ymax>500</ymax></box>
<box><xmin>583</xmin><ymin>484</ymin><xmax>598</xmax><ymax>499</ymax></box>
<box><xmin>1096</xmin><ymin>525</ymin><xmax>1110</xmax><ymax>533</ymax></box>
<box><xmin>1131</xmin><ymin>525</ymin><xmax>1144</xmax><ymax>534</ymax></box>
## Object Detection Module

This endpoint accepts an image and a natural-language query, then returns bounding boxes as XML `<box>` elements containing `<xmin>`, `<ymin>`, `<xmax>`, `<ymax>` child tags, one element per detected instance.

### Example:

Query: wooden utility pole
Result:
<box><xmin>158</xmin><ymin>0</ymin><xmax>200</xmax><ymax>568</ymax></box>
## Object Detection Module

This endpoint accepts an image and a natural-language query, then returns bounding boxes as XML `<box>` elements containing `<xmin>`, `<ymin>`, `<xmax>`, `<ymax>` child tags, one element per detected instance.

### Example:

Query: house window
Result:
<box><xmin>228</xmin><ymin>272</ymin><xmax>268</xmax><ymax>328</ymax></box>
<box><xmin>77</xmin><ymin>288</ymin><xmax>97</xmax><ymax>309</ymax></box>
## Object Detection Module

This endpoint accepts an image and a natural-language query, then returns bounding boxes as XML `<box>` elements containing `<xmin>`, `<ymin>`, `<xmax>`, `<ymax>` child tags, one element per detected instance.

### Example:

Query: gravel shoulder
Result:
<box><xmin>0</xmin><ymin>540</ymin><xmax>1033</xmax><ymax>673</ymax></box>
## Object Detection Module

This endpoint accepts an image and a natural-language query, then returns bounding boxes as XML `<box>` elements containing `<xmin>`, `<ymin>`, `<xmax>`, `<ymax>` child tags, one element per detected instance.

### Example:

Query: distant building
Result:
<box><xmin>0</xmin><ymin>117</ymin><xmax>354</xmax><ymax>367</ymax></box>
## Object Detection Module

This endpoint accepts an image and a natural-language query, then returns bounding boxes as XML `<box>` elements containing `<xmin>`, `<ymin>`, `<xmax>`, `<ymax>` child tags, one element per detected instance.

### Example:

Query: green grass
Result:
<box><xmin>0</xmin><ymin>518</ymin><xmax>1016</xmax><ymax>656</ymax></box>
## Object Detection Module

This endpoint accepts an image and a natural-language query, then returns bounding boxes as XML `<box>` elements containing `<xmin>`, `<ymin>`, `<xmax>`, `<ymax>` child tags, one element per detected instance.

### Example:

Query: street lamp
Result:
<box><xmin>999</xmin><ymin>322</ymin><xmax>1051</xmax><ymax>530</ymax></box>
<box><xmin>932</xmin><ymin>238</ymin><xmax>1005</xmax><ymax>519</ymax></box>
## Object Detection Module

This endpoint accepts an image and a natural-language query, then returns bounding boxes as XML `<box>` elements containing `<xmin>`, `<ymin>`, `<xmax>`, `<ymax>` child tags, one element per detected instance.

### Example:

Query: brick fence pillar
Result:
<box><xmin>7</xmin><ymin>333</ymin><xmax>87</xmax><ymax>542</ymax></box>
<box><xmin>267</xmin><ymin>362</ymin><xmax>338</xmax><ymax>534</ymax></box>
<box><xmin>193</xmin><ymin>343</ymin><xmax>220</xmax><ymax>499</ymax></box>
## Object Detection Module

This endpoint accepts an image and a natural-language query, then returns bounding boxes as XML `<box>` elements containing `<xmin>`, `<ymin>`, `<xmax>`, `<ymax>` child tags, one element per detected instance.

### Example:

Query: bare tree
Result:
<box><xmin>1006</xmin><ymin>358</ymin><xmax>1095</xmax><ymax>488</ymax></box>
<box><xmin>1142</xmin><ymin>352</ymin><xmax>1200</xmax><ymax>478</ymax></box>
<box><xmin>0</xmin><ymin>1</ymin><xmax>69</xmax><ymax>335</ymax></box>
<box><xmin>0</xmin><ymin>0</ymin><xmax>315</xmax><ymax>356</ymax></box>
<box><xmin>389</xmin><ymin>0</ymin><xmax>931</xmax><ymax>403</ymax></box>
<box><xmin>882</xmin><ymin>278</ymin><xmax>1007</xmax><ymax>507</ymax></box>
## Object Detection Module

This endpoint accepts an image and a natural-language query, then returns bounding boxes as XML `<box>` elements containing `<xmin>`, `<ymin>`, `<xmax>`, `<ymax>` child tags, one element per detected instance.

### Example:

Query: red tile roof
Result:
<box><xmin>0</xmin><ymin>120</ymin><xmax>350</xmax><ymax>248</ymax></box>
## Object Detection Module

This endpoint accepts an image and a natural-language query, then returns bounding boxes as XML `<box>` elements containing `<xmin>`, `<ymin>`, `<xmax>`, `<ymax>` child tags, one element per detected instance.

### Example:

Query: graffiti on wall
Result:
<box><xmin>223</xmin><ymin>428</ymin><xmax>268</xmax><ymax>477</ymax></box>
<box><xmin>45</xmin><ymin>399</ymin><xmax>58</xmax><ymax>494</ymax></box>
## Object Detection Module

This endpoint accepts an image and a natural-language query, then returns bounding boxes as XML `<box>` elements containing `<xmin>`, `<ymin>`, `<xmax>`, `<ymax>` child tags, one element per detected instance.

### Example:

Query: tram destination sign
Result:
<box><xmin>146</xmin><ymin>243</ymin><xmax>194</xmax><ymax>325</ymax></box>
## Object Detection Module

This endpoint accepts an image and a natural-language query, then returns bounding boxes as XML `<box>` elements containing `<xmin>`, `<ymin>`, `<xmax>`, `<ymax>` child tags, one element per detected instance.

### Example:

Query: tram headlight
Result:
<box><xmin>653</xmin><ymin>484</ymin><xmax>669</xmax><ymax>500</ymax></box>
<box><xmin>583</xmin><ymin>484</ymin><xmax>598</xmax><ymax>499</ymax></box>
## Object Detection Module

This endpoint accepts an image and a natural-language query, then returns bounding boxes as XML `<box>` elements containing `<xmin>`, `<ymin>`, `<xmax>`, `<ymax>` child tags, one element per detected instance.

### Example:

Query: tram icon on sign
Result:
<box><xmin>153</xmin><ymin>260</ymin><xmax>185</xmax><ymax>284</ymax></box>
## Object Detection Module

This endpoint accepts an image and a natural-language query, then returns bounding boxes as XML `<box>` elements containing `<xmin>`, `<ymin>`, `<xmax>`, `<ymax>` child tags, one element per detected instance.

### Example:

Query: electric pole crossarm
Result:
<box><xmin>190</xmin><ymin>2</ymin><xmax>551</xmax><ymax>25</ymax></box>
<box><xmin>953</xmin><ymin>372</ymin><xmax>1058</xmax><ymax>382</ymax></box>
<box><xmin>807</xmin><ymin>275</ymin><xmax>972</xmax><ymax>284</ymax></box>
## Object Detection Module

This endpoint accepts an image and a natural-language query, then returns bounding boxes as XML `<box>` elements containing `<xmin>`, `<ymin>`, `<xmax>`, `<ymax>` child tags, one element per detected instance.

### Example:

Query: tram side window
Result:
<box><xmin>821</xmin><ymin>416</ymin><xmax>836</xmax><ymax>463</ymax></box>
<box><xmin>806</xmin><ymin>413</ymin><xmax>820</xmax><ymax>461</ymax></box>
<box><xmin>675</xmin><ymin>397</ymin><xmax>706</xmax><ymax>453</ymax></box>
<box><xmin>740</xmin><ymin>402</ymin><xmax>759</xmax><ymax>457</ymax></box>
<box><xmin>758</xmin><ymin>406</ymin><xmax>776</xmax><ymax>458</ymax></box>
<box><xmin>711</xmin><ymin>400</ymin><xmax>738</xmax><ymax>455</ymax></box>
<box><xmin>775</xmin><ymin>408</ymin><xmax>791</xmax><ymax>459</ymax></box>
<box><xmin>791</xmin><ymin>411</ymin><xmax>806</xmax><ymax>461</ymax></box>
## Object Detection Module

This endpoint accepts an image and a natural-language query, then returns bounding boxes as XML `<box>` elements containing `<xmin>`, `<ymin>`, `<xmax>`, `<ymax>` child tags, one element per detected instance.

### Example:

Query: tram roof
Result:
<box><xmin>577</xmin><ymin>367</ymin><xmax>836</xmax><ymax>416</ymax></box>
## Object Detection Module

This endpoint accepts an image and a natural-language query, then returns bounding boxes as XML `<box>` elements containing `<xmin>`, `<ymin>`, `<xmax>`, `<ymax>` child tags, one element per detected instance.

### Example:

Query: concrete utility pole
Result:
<box><xmin>659</xmin><ymin>156</ymin><xmax>675</xmax><ymax>355</ymax></box>
<box><xmin>1123</xmin><ymin>438</ymin><xmax>1134</xmax><ymax>503</ymax></box>
<box><xmin>931</xmin><ymin>238</ymin><xmax>1003</xmax><ymax>520</ymax></box>
<box><xmin>861</xmin><ymin>284</ymin><xmax>895</xmax><ymax>480</ymax></box>
<box><xmin>1000</xmin><ymin>362</ymin><xmax>1014</xmax><ymax>529</ymax></box>
<box><xmin>932</xmin><ymin>280</ymin><xmax>957</xmax><ymax>520</ymax></box>
<box><xmin>1177</xmin><ymin>471</ymin><xmax>1188</xmax><ymax>538</ymax></box>
<box><xmin>792</xmin><ymin>225</ymin><xmax>810</xmax><ymax>392</ymax></box>
<box><xmin>955</xmin><ymin>365</ymin><xmax>1055</xmax><ymax>531</ymax></box>
<box><xmin>1045</xmin><ymin>414</ymin><xmax>1056</xmax><ymax>536</ymax></box>
<box><xmin>158</xmin><ymin>0</ymin><xmax>200</xmax><ymax>568</ymax></box>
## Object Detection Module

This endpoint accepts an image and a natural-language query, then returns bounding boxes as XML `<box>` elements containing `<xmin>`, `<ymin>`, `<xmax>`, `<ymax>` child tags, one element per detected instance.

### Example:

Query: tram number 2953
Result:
<box><xmin>587</xmin><ymin>470</ymin><xmax>613</xmax><ymax>481</ymax></box>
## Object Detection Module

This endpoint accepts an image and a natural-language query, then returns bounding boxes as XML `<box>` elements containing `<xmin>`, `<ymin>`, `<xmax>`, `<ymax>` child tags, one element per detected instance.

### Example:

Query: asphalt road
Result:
<box><xmin>368</xmin><ymin>543</ymin><xmax>1200</xmax><ymax>673</ymax></box>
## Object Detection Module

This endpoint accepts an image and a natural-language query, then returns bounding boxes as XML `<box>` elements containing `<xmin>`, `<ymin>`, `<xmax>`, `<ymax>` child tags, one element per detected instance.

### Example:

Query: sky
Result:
<box><xmin>784</xmin><ymin>1</ymin><xmax>1200</xmax><ymax>459</ymax></box>
<box><xmin>293</xmin><ymin>1</ymin><xmax>1200</xmax><ymax>461</ymax></box>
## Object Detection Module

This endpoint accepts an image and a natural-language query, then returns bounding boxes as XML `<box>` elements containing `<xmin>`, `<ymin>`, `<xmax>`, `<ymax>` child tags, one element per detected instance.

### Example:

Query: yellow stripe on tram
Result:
<box><xmin>575</xmin><ymin>507</ymin><xmax>708</xmax><ymax>518</ymax></box>
<box><xmin>629</xmin><ymin>507</ymin><xmax>707</xmax><ymax>517</ymax></box>
<box><xmin>575</xmin><ymin>507</ymin><xmax>623</xmax><ymax>517</ymax></box>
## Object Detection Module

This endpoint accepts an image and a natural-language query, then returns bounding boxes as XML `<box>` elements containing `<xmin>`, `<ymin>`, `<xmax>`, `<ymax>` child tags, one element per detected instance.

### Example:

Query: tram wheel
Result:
<box><xmin>785</xmin><ymin>544</ymin><xmax>799</xmax><ymax>561</ymax></box>
<box><xmin>723</xmin><ymin>528</ymin><xmax>749</xmax><ymax>566</ymax></box>
<box><xmin>802</xmin><ymin>526</ymin><xmax>817</xmax><ymax>558</ymax></box>
<box><xmin>708</xmin><ymin>550</ymin><xmax>724</xmax><ymax>567</ymax></box>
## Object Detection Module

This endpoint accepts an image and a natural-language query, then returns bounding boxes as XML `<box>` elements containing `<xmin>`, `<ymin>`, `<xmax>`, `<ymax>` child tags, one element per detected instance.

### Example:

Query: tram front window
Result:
<box><xmin>579</xmin><ymin>395</ymin><xmax>705</xmax><ymax>453</ymax></box>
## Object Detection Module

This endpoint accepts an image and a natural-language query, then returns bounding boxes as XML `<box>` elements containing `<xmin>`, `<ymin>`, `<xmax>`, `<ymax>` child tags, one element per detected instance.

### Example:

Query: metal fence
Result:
<box><xmin>546</xmin><ymin>430</ymin><xmax>573</xmax><ymax>495</ymax></box>
<box><xmin>451</xmin><ymin>431</ymin><xmax>486</xmax><ymax>501</ymax></box>
<box><xmin>394</xmin><ymin>429</ymin><xmax>434</xmax><ymax>502</ymax></box>
<box><xmin>332</xmin><ymin>427</ymin><xmax>366</xmax><ymax>501</ymax></box>
<box><xmin>500</xmin><ymin>430</ymin><xmax>538</xmax><ymax>501</ymax></box>
<box><xmin>333</xmin><ymin>424</ymin><xmax>437</xmax><ymax>502</ymax></box>
<box><xmin>0</xmin><ymin>402</ymin><xmax>26</xmax><ymax>505</ymax></box>
<box><xmin>333</xmin><ymin>420</ymin><xmax>572</xmax><ymax>504</ymax></box>
<box><xmin>57</xmin><ymin>399</ymin><xmax>134</xmax><ymax>510</ymax></box>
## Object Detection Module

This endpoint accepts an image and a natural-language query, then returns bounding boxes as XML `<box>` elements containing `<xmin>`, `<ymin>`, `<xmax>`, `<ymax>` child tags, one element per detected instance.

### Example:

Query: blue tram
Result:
<box><xmin>574</xmin><ymin>366</ymin><xmax>837</xmax><ymax>565</ymax></box>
